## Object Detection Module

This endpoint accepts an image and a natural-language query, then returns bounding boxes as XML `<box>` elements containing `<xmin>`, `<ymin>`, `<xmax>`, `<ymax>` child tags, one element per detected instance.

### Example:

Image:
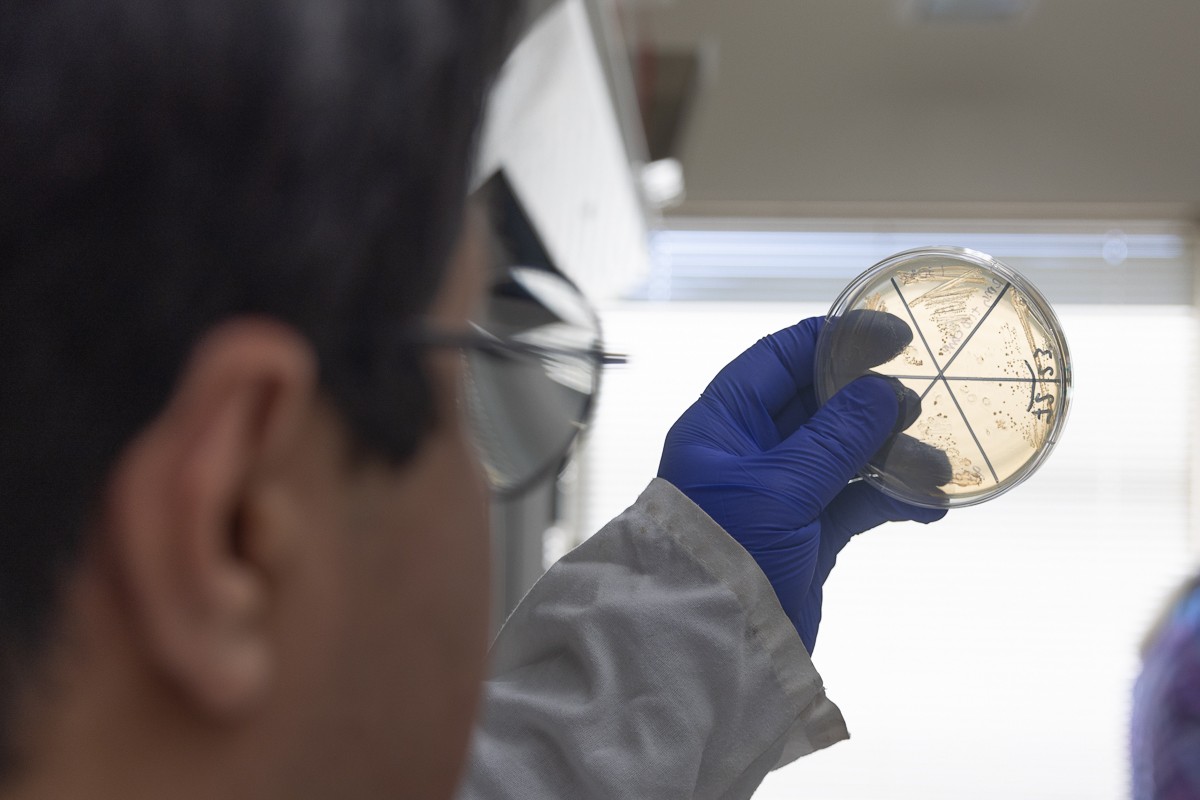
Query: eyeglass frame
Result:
<box><xmin>403</xmin><ymin>323</ymin><xmax>627</xmax><ymax>495</ymax></box>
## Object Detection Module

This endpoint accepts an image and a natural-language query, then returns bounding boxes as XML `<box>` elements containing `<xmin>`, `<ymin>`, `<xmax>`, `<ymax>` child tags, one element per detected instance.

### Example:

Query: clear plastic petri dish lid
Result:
<box><xmin>814</xmin><ymin>246</ymin><xmax>1072</xmax><ymax>509</ymax></box>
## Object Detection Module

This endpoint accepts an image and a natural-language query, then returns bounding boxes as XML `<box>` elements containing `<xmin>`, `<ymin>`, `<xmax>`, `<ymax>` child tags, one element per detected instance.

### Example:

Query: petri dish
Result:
<box><xmin>814</xmin><ymin>246</ymin><xmax>1072</xmax><ymax>508</ymax></box>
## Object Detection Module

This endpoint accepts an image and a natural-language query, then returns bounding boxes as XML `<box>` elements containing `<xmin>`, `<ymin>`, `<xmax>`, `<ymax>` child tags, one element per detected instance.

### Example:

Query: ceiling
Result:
<box><xmin>639</xmin><ymin>0</ymin><xmax>1200</xmax><ymax>220</ymax></box>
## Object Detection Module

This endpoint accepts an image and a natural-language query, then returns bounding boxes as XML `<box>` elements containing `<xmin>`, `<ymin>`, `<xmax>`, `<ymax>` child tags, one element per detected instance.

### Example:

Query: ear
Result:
<box><xmin>102</xmin><ymin>319</ymin><xmax>319</xmax><ymax>717</ymax></box>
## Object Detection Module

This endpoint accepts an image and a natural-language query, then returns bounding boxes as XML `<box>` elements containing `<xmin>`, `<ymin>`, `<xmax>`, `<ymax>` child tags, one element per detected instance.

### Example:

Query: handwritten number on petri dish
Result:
<box><xmin>1027</xmin><ymin>348</ymin><xmax>1056</xmax><ymax>421</ymax></box>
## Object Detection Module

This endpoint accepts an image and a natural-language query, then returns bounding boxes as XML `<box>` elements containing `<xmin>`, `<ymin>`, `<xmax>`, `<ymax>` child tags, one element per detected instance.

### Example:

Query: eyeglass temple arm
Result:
<box><xmin>407</xmin><ymin>328</ymin><xmax>628</xmax><ymax>367</ymax></box>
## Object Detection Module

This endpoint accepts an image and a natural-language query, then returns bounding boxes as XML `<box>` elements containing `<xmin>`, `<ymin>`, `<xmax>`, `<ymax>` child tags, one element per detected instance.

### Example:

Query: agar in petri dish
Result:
<box><xmin>814</xmin><ymin>247</ymin><xmax>1072</xmax><ymax>508</ymax></box>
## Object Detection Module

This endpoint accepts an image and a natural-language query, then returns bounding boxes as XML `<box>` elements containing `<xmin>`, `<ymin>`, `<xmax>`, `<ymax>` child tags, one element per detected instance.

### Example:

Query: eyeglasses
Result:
<box><xmin>409</xmin><ymin>266</ymin><xmax>626</xmax><ymax>496</ymax></box>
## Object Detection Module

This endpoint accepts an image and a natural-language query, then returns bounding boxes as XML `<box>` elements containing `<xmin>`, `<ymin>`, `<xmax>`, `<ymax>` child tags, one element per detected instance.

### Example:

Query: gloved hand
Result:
<box><xmin>658</xmin><ymin>313</ymin><xmax>950</xmax><ymax>653</ymax></box>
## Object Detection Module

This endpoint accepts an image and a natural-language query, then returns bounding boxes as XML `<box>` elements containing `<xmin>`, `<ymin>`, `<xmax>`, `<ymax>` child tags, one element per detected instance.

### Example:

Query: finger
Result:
<box><xmin>873</xmin><ymin>433</ymin><xmax>954</xmax><ymax>495</ymax></box>
<box><xmin>825</xmin><ymin>310</ymin><xmax>913</xmax><ymax>393</ymax></box>
<box><xmin>774</xmin><ymin>375</ymin><xmax>899</xmax><ymax>518</ymax></box>
<box><xmin>771</xmin><ymin>368</ymin><xmax>920</xmax><ymax>445</ymax></box>
<box><xmin>813</xmin><ymin>481</ymin><xmax>947</xmax><ymax>588</ymax></box>
<box><xmin>874</xmin><ymin>375</ymin><xmax>922</xmax><ymax>435</ymax></box>
<box><xmin>771</xmin><ymin>389</ymin><xmax>819</xmax><ymax>444</ymax></box>
<box><xmin>825</xmin><ymin>480</ymin><xmax>946</xmax><ymax>539</ymax></box>
<box><xmin>702</xmin><ymin>318</ymin><xmax>824</xmax><ymax>422</ymax></box>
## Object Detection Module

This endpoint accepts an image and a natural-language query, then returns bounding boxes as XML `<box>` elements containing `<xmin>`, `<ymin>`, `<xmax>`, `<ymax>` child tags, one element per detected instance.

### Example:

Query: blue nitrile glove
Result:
<box><xmin>658</xmin><ymin>314</ymin><xmax>949</xmax><ymax>653</ymax></box>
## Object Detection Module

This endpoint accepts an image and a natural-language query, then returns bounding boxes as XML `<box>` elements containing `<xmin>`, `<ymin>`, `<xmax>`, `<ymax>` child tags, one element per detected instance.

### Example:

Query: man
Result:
<box><xmin>1</xmin><ymin>1</ymin><xmax>943</xmax><ymax>798</ymax></box>
<box><xmin>2</xmin><ymin>1</ymin><xmax>516</xmax><ymax>796</ymax></box>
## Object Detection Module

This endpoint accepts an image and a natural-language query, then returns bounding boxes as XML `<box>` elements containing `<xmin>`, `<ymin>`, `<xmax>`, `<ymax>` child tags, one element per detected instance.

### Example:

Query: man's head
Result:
<box><xmin>0</xmin><ymin>0</ymin><xmax>517</xmax><ymax>796</ymax></box>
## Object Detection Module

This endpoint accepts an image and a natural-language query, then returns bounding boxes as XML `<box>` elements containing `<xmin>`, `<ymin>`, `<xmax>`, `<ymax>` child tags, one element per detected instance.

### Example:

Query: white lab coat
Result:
<box><xmin>458</xmin><ymin>478</ymin><xmax>849</xmax><ymax>799</ymax></box>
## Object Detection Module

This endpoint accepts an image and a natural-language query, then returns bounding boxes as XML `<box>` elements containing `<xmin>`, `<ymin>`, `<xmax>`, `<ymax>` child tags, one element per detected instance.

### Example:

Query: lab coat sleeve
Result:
<box><xmin>457</xmin><ymin>478</ymin><xmax>849</xmax><ymax>800</ymax></box>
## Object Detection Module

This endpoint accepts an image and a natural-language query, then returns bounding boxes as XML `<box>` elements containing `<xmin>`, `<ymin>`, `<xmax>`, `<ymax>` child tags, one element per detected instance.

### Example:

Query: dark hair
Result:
<box><xmin>0</xmin><ymin>0</ymin><xmax>518</xmax><ymax>771</ymax></box>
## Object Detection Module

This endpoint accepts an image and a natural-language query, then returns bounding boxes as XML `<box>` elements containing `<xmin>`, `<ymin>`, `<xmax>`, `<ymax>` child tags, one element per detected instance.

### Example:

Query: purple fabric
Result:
<box><xmin>1132</xmin><ymin>581</ymin><xmax>1200</xmax><ymax>800</ymax></box>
